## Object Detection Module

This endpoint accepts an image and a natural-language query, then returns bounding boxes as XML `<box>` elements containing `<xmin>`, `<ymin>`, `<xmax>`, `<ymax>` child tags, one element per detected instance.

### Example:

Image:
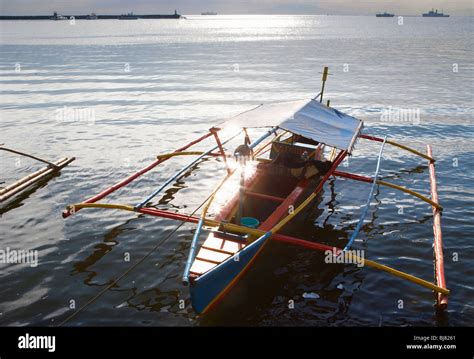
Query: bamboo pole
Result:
<box><xmin>1</xmin><ymin>165</ymin><xmax>52</xmax><ymax>195</ymax></box>
<box><xmin>320</xmin><ymin>66</ymin><xmax>329</xmax><ymax>103</ymax></box>
<box><xmin>0</xmin><ymin>157</ymin><xmax>75</xmax><ymax>203</ymax></box>
<box><xmin>427</xmin><ymin>145</ymin><xmax>448</xmax><ymax>309</ymax></box>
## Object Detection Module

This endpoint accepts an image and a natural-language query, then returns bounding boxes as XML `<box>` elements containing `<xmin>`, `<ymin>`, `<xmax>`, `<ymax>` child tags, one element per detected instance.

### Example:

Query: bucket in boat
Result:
<box><xmin>241</xmin><ymin>217</ymin><xmax>260</xmax><ymax>229</ymax></box>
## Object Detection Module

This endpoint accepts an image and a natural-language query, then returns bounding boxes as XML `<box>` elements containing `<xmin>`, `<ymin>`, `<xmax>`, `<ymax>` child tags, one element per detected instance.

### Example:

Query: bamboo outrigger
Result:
<box><xmin>0</xmin><ymin>145</ymin><xmax>75</xmax><ymax>204</ymax></box>
<box><xmin>63</xmin><ymin>69</ymin><xmax>448</xmax><ymax>314</ymax></box>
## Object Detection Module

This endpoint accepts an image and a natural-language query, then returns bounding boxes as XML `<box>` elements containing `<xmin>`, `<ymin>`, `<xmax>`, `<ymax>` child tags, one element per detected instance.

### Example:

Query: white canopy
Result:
<box><xmin>221</xmin><ymin>99</ymin><xmax>363</xmax><ymax>153</ymax></box>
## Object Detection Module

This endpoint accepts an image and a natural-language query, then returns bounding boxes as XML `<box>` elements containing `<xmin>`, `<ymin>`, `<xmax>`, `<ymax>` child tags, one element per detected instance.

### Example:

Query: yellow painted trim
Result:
<box><xmin>328</xmin><ymin>147</ymin><xmax>338</xmax><ymax>162</ymax></box>
<box><xmin>363</xmin><ymin>258</ymin><xmax>450</xmax><ymax>295</ymax></box>
<box><xmin>156</xmin><ymin>151</ymin><xmax>205</xmax><ymax>160</ymax></box>
<box><xmin>377</xmin><ymin>180</ymin><xmax>443</xmax><ymax>211</ymax></box>
<box><xmin>69</xmin><ymin>203</ymin><xmax>135</xmax><ymax>212</ymax></box>
<box><xmin>203</xmin><ymin>221</ymin><xmax>450</xmax><ymax>295</ymax></box>
<box><xmin>271</xmin><ymin>192</ymin><xmax>317</xmax><ymax>234</ymax></box>
<box><xmin>386</xmin><ymin>140</ymin><xmax>435</xmax><ymax>162</ymax></box>
<box><xmin>68</xmin><ymin>203</ymin><xmax>450</xmax><ymax>295</ymax></box>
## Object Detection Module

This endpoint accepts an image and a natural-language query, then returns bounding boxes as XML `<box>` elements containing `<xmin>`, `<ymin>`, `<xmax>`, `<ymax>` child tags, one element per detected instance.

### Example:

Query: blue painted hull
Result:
<box><xmin>190</xmin><ymin>232</ymin><xmax>271</xmax><ymax>313</ymax></box>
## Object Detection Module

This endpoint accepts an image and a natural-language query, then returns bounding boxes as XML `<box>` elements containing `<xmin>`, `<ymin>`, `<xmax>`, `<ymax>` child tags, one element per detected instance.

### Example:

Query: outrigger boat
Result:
<box><xmin>63</xmin><ymin>68</ymin><xmax>449</xmax><ymax>314</ymax></box>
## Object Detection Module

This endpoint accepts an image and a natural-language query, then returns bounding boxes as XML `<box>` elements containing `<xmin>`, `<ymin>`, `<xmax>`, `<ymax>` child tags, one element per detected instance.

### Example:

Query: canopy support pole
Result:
<box><xmin>211</xmin><ymin>128</ymin><xmax>231</xmax><ymax>174</ymax></box>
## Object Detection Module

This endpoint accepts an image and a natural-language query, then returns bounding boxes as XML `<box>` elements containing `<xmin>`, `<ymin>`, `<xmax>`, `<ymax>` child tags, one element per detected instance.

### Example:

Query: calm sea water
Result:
<box><xmin>0</xmin><ymin>15</ymin><xmax>473</xmax><ymax>326</ymax></box>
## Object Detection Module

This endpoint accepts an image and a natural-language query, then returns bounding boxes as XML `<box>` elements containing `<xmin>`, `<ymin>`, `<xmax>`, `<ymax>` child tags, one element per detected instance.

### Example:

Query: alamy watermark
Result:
<box><xmin>325</xmin><ymin>248</ymin><xmax>365</xmax><ymax>267</ymax></box>
<box><xmin>380</xmin><ymin>106</ymin><xmax>421</xmax><ymax>125</ymax></box>
<box><xmin>18</xmin><ymin>333</ymin><xmax>55</xmax><ymax>352</ymax></box>
<box><xmin>0</xmin><ymin>247</ymin><xmax>38</xmax><ymax>267</ymax></box>
<box><xmin>55</xmin><ymin>106</ymin><xmax>96</xmax><ymax>125</ymax></box>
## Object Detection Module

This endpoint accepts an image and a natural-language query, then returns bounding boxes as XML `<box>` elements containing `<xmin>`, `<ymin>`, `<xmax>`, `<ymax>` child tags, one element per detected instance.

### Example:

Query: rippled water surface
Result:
<box><xmin>0</xmin><ymin>15</ymin><xmax>473</xmax><ymax>326</ymax></box>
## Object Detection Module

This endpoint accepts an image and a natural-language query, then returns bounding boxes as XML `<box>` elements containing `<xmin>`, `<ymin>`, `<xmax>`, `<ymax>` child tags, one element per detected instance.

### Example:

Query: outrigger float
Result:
<box><xmin>63</xmin><ymin>68</ymin><xmax>448</xmax><ymax>313</ymax></box>
<box><xmin>0</xmin><ymin>145</ymin><xmax>75</xmax><ymax>204</ymax></box>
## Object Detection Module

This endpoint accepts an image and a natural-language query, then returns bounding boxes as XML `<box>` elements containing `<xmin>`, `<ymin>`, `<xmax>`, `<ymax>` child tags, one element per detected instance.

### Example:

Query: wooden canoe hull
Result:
<box><xmin>190</xmin><ymin>232</ymin><xmax>270</xmax><ymax>313</ymax></box>
<box><xmin>189</xmin><ymin>142</ymin><xmax>326</xmax><ymax>313</ymax></box>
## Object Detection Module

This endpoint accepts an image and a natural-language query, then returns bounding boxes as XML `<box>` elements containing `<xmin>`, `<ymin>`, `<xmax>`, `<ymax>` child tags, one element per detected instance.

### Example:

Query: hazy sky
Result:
<box><xmin>1</xmin><ymin>0</ymin><xmax>472</xmax><ymax>16</ymax></box>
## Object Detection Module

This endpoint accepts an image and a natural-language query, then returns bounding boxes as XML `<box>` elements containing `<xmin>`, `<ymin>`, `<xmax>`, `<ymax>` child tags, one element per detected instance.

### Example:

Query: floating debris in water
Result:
<box><xmin>337</xmin><ymin>283</ymin><xmax>344</xmax><ymax>290</ymax></box>
<box><xmin>160</xmin><ymin>305</ymin><xmax>170</xmax><ymax>313</ymax></box>
<box><xmin>302</xmin><ymin>292</ymin><xmax>320</xmax><ymax>299</ymax></box>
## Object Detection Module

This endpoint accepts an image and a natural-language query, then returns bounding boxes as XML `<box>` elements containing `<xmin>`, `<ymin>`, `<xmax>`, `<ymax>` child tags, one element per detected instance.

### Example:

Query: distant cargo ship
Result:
<box><xmin>86</xmin><ymin>13</ymin><xmax>98</xmax><ymax>20</ymax></box>
<box><xmin>201</xmin><ymin>12</ymin><xmax>217</xmax><ymax>15</ymax></box>
<box><xmin>50</xmin><ymin>12</ymin><xmax>68</xmax><ymax>20</ymax></box>
<box><xmin>119</xmin><ymin>12</ymin><xmax>138</xmax><ymax>20</ymax></box>
<box><xmin>376</xmin><ymin>12</ymin><xmax>395</xmax><ymax>17</ymax></box>
<box><xmin>422</xmin><ymin>9</ymin><xmax>449</xmax><ymax>17</ymax></box>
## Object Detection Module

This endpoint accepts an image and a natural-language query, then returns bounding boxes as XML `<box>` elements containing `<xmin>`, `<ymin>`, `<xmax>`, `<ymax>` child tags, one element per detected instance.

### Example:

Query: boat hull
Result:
<box><xmin>190</xmin><ymin>232</ymin><xmax>270</xmax><ymax>313</ymax></box>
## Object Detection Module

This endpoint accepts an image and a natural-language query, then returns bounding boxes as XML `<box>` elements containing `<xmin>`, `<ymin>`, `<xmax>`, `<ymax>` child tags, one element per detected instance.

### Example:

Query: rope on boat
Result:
<box><xmin>344</xmin><ymin>136</ymin><xmax>387</xmax><ymax>251</ymax></box>
<box><xmin>57</xmin><ymin>197</ymin><xmax>212</xmax><ymax>327</ymax></box>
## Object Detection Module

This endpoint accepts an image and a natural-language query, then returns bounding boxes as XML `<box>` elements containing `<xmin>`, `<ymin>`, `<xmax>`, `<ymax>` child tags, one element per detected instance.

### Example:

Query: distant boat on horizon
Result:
<box><xmin>376</xmin><ymin>12</ymin><xmax>395</xmax><ymax>17</ymax></box>
<box><xmin>201</xmin><ymin>11</ymin><xmax>217</xmax><ymax>15</ymax></box>
<box><xmin>422</xmin><ymin>9</ymin><xmax>449</xmax><ymax>17</ymax></box>
<box><xmin>86</xmin><ymin>13</ymin><xmax>98</xmax><ymax>20</ymax></box>
<box><xmin>50</xmin><ymin>12</ymin><xmax>67</xmax><ymax>20</ymax></box>
<box><xmin>119</xmin><ymin>12</ymin><xmax>139</xmax><ymax>20</ymax></box>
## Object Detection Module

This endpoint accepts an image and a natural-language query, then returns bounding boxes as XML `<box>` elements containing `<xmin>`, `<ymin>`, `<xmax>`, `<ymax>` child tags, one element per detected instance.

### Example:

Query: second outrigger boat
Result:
<box><xmin>63</xmin><ymin>67</ymin><xmax>449</xmax><ymax>314</ymax></box>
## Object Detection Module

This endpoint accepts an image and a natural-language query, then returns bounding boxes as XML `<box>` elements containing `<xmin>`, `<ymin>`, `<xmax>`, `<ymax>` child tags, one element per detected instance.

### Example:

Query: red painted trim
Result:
<box><xmin>259</xmin><ymin>180</ymin><xmax>309</xmax><ymax>231</ymax></box>
<box><xmin>133</xmin><ymin>206</ymin><xmax>340</xmax><ymax>254</ymax></box>
<box><xmin>138</xmin><ymin>208</ymin><xmax>200</xmax><ymax>224</ymax></box>
<box><xmin>427</xmin><ymin>145</ymin><xmax>448</xmax><ymax>310</ymax></box>
<box><xmin>333</xmin><ymin>170</ymin><xmax>373</xmax><ymax>183</ymax></box>
<box><xmin>273</xmin><ymin>233</ymin><xmax>335</xmax><ymax>252</ymax></box>
<box><xmin>211</xmin><ymin>129</ymin><xmax>231</xmax><ymax>174</ymax></box>
<box><xmin>359</xmin><ymin>134</ymin><xmax>384</xmax><ymax>142</ymax></box>
<box><xmin>245</xmin><ymin>191</ymin><xmax>285</xmax><ymax>203</ymax></box>
<box><xmin>63</xmin><ymin>132</ymin><xmax>213</xmax><ymax>218</ymax></box>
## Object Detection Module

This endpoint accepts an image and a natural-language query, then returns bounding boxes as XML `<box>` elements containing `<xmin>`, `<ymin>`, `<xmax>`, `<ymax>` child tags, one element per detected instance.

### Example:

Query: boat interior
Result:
<box><xmin>188</xmin><ymin>132</ymin><xmax>333</xmax><ymax>281</ymax></box>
